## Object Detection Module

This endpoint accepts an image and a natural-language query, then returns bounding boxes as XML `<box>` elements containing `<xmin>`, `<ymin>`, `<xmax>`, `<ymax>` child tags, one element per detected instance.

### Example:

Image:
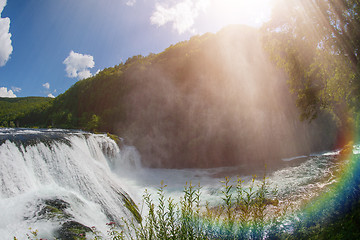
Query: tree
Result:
<box><xmin>86</xmin><ymin>114</ymin><xmax>100</xmax><ymax>132</ymax></box>
<box><xmin>263</xmin><ymin>0</ymin><xmax>360</xmax><ymax>124</ymax></box>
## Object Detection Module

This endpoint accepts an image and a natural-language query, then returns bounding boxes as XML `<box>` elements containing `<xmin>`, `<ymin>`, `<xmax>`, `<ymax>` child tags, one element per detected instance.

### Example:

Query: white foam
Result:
<box><xmin>0</xmin><ymin>129</ymin><xmax>139</xmax><ymax>239</ymax></box>
<box><xmin>282</xmin><ymin>155</ymin><xmax>308</xmax><ymax>162</ymax></box>
<box><xmin>0</xmin><ymin>128</ymin><xmax>348</xmax><ymax>238</ymax></box>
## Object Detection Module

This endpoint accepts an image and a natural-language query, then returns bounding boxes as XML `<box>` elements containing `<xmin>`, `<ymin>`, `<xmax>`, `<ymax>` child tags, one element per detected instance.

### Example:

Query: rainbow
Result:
<box><xmin>297</xmin><ymin>133</ymin><xmax>360</xmax><ymax>230</ymax></box>
<box><xmin>183</xmin><ymin>127</ymin><xmax>360</xmax><ymax>238</ymax></box>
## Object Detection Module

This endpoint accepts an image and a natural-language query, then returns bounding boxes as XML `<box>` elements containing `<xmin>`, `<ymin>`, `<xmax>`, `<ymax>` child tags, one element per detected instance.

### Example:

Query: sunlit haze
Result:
<box><xmin>0</xmin><ymin>0</ymin><xmax>274</xmax><ymax>98</ymax></box>
<box><xmin>197</xmin><ymin>0</ymin><xmax>273</xmax><ymax>31</ymax></box>
<box><xmin>1</xmin><ymin>0</ymin><xmax>359</xmax><ymax>238</ymax></box>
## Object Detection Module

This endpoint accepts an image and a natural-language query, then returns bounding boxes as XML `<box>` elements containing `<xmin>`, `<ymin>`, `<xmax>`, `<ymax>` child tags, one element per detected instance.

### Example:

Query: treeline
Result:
<box><xmin>0</xmin><ymin>97</ymin><xmax>53</xmax><ymax>128</ymax></box>
<box><xmin>1</xmin><ymin>2</ymin><xmax>357</xmax><ymax>170</ymax></box>
<box><xmin>0</xmin><ymin>25</ymin><xmax>338</xmax><ymax>169</ymax></box>
<box><xmin>263</xmin><ymin>0</ymin><xmax>360</xmax><ymax>129</ymax></box>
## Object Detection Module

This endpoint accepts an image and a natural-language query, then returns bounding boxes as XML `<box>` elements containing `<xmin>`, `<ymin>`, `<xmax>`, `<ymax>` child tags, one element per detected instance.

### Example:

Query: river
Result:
<box><xmin>0</xmin><ymin>128</ymin><xmax>353</xmax><ymax>239</ymax></box>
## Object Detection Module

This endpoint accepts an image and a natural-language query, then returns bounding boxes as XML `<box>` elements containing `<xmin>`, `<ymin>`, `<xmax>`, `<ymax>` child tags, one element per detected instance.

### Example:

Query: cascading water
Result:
<box><xmin>0</xmin><ymin>128</ymin><xmax>142</xmax><ymax>239</ymax></box>
<box><xmin>111</xmin><ymin>152</ymin><xmax>344</xmax><ymax>209</ymax></box>
<box><xmin>0</xmin><ymin>128</ymin><xmax>352</xmax><ymax>239</ymax></box>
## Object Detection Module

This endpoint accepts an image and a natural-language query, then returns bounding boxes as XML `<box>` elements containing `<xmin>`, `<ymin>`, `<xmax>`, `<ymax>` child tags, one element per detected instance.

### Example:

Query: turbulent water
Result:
<box><xmin>0</xmin><ymin>128</ymin><xmax>345</xmax><ymax>239</ymax></box>
<box><xmin>0</xmin><ymin>128</ymin><xmax>141</xmax><ymax>239</ymax></box>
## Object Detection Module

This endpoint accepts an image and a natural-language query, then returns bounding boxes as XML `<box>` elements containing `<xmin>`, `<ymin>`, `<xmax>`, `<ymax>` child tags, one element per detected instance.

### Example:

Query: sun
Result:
<box><xmin>203</xmin><ymin>0</ymin><xmax>274</xmax><ymax>28</ymax></box>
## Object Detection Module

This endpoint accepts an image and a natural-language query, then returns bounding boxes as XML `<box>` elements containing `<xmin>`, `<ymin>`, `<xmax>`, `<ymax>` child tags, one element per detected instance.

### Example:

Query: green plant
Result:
<box><xmin>220</xmin><ymin>177</ymin><xmax>233</xmax><ymax>222</ymax></box>
<box><xmin>26</xmin><ymin>228</ymin><xmax>39</xmax><ymax>240</ymax></box>
<box><xmin>17</xmin><ymin>175</ymin><xmax>301</xmax><ymax>240</ymax></box>
<box><xmin>106</xmin><ymin>222</ymin><xmax>125</xmax><ymax>240</ymax></box>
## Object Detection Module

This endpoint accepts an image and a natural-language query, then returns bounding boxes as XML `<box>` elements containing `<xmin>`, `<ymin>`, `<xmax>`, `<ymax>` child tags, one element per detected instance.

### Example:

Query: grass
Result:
<box><xmin>19</xmin><ymin>172</ymin><xmax>360</xmax><ymax>240</ymax></box>
<box><xmin>21</xmin><ymin>174</ymin><xmax>291</xmax><ymax>239</ymax></box>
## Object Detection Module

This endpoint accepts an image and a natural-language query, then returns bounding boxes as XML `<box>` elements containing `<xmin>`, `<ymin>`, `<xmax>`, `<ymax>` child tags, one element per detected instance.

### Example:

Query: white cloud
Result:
<box><xmin>42</xmin><ymin>82</ymin><xmax>50</xmax><ymax>89</ymax></box>
<box><xmin>0</xmin><ymin>87</ymin><xmax>16</xmax><ymax>97</ymax></box>
<box><xmin>11</xmin><ymin>86</ymin><xmax>21</xmax><ymax>92</ymax></box>
<box><xmin>150</xmin><ymin>0</ymin><xmax>209</xmax><ymax>34</ymax></box>
<box><xmin>150</xmin><ymin>0</ymin><xmax>274</xmax><ymax>33</ymax></box>
<box><xmin>125</xmin><ymin>0</ymin><xmax>136</xmax><ymax>6</ymax></box>
<box><xmin>42</xmin><ymin>83</ymin><xmax>54</xmax><ymax>98</ymax></box>
<box><xmin>63</xmin><ymin>51</ymin><xmax>95</xmax><ymax>80</ymax></box>
<box><xmin>77</xmin><ymin>69</ymin><xmax>92</xmax><ymax>79</ymax></box>
<box><xmin>0</xmin><ymin>0</ymin><xmax>13</xmax><ymax>67</ymax></box>
<box><xmin>0</xmin><ymin>0</ymin><xmax>5</xmax><ymax>13</ymax></box>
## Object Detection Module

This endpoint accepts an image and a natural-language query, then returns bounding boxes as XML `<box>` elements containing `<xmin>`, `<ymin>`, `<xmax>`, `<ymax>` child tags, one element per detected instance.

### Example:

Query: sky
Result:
<box><xmin>0</xmin><ymin>0</ymin><xmax>274</xmax><ymax>98</ymax></box>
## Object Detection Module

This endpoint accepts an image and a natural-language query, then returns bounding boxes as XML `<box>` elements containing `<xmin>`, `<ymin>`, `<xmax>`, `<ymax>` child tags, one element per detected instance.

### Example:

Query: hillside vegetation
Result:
<box><xmin>0</xmin><ymin>97</ymin><xmax>53</xmax><ymax>128</ymax></box>
<box><xmin>2</xmin><ymin>25</ymin><xmax>337</xmax><ymax>169</ymax></box>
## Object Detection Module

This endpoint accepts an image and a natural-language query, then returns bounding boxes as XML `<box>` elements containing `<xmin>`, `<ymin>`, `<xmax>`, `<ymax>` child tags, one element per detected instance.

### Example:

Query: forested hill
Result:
<box><xmin>0</xmin><ymin>97</ymin><xmax>53</xmax><ymax>128</ymax></box>
<box><xmin>3</xmin><ymin>25</ymin><xmax>338</xmax><ymax>169</ymax></box>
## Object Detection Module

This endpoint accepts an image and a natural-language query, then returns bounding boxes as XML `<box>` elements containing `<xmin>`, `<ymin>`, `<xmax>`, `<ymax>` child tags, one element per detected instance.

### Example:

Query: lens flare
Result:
<box><xmin>159</xmin><ymin>115</ymin><xmax>359</xmax><ymax>238</ymax></box>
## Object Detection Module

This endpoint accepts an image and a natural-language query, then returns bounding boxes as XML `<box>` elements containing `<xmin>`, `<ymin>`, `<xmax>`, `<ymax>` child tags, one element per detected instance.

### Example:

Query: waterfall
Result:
<box><xmin>0</xmin><ymin>128</ymin><xmax>346</xmax><ymax>239</ymax></box>
<box><xmin>0</xmin><ymin>128</ymin><xmax>141</xmax><ymax>239</ymax></box>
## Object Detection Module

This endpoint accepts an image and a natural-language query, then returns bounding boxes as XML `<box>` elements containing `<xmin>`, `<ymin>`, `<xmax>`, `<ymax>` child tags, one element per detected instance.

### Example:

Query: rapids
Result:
<box><xmin>0</xmin><ymin>128</ymin><xmax>141</xmax><ymax>239</ymax></box>
<box><xmin>0</xmin><ymin>128</ymin><xmax>347</xmax><ymax>239</ymax></box>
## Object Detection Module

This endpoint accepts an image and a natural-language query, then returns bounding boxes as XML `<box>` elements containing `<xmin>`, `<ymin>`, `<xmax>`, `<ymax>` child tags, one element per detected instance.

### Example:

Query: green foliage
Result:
<box><xmin>263</xmin><ymin>0</ymin><xmax>360</xmax><ymax>125</ymax></box>
<box><xmin>220</xmin><ymin>177</ymin><xmax>233</xmax><ymax>221</ymax></box>
<box><xmin>107</xmin><ymin>133</ymin><xmax>120</xmax><ymax>144</ymax></box>
<box><xmin>26</xmin><ymin>228</ymin><xmax>39</xmax><ymax>240</ymax></box>
<box><xmin>5</xmin><ymin>24</ymin><xmax>338</xmax><ymax>168</ymax></box>
<box><xmin>85</xmin><ymin>114</ymin><xmax>100</xmax><ymax>132</ymax></box>
<box><xmin>0</xmin><ymin>97</ymin><xmax>53</xmax><ymax>128</ymax></box>
<box><xmin>114</xmin><ymin>175</ymin><xmax>288</xmax><ymax>240</ymax></box>
<box><xmin>122</xmin><ymin>194</ymin><xmax>142</xmax><ymax>224</ymax></box>
<box><xmin>106</xmin><ymin>222</ymin><xmax>125</xmax><ymax>240</ymax></box>
<box><xmin>19</xmin><ymin>174</ymin><xmax>360</xmax><ymax>239</ymax></box>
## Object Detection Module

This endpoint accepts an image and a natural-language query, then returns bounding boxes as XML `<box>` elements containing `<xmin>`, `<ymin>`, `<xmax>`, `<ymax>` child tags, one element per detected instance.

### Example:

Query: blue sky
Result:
<box><xmin>0</xmin><ymin>0</ymin><xmax>273</xmax><ymax>98</ymax></box>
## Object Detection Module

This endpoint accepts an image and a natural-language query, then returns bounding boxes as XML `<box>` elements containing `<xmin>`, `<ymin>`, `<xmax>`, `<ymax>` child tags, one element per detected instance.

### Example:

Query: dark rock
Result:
<box><xmin>44</xmin><ymin>199</ymin><xmax>70</xmax><ymax>211</ymax></box>
<box><xmin>55</xmin><ymin>220</ymin><xmax>92</xmax><ymax>240</ymax></box>
<box><xmin>29</xmin><ymin>198</ymin><xmax>72</xmax><ymax>221</ymax></box>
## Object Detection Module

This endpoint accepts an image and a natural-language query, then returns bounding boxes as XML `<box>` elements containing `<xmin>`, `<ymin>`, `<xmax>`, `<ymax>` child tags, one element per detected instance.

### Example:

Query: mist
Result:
<box><xmin>114</xmin><ymin>25</ymin><xmax>337</xmax><ymax>169</ymax></box>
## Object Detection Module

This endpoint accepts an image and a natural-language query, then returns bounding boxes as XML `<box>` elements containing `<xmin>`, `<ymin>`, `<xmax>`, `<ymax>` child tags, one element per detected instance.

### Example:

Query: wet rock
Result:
<box><xmin>37</xmin><ymin>199</ymin><xmax>72</xmax><ymax>220</ymax></box>
<box><xmin>24</xmin><ymin>198</ymin><xmax>72</xmax><ymax>221</ymax></box>
<box><xmin>55</xmin><ymin>220</ymin><xmax>92</xmax><ymax>240</ymax></box>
